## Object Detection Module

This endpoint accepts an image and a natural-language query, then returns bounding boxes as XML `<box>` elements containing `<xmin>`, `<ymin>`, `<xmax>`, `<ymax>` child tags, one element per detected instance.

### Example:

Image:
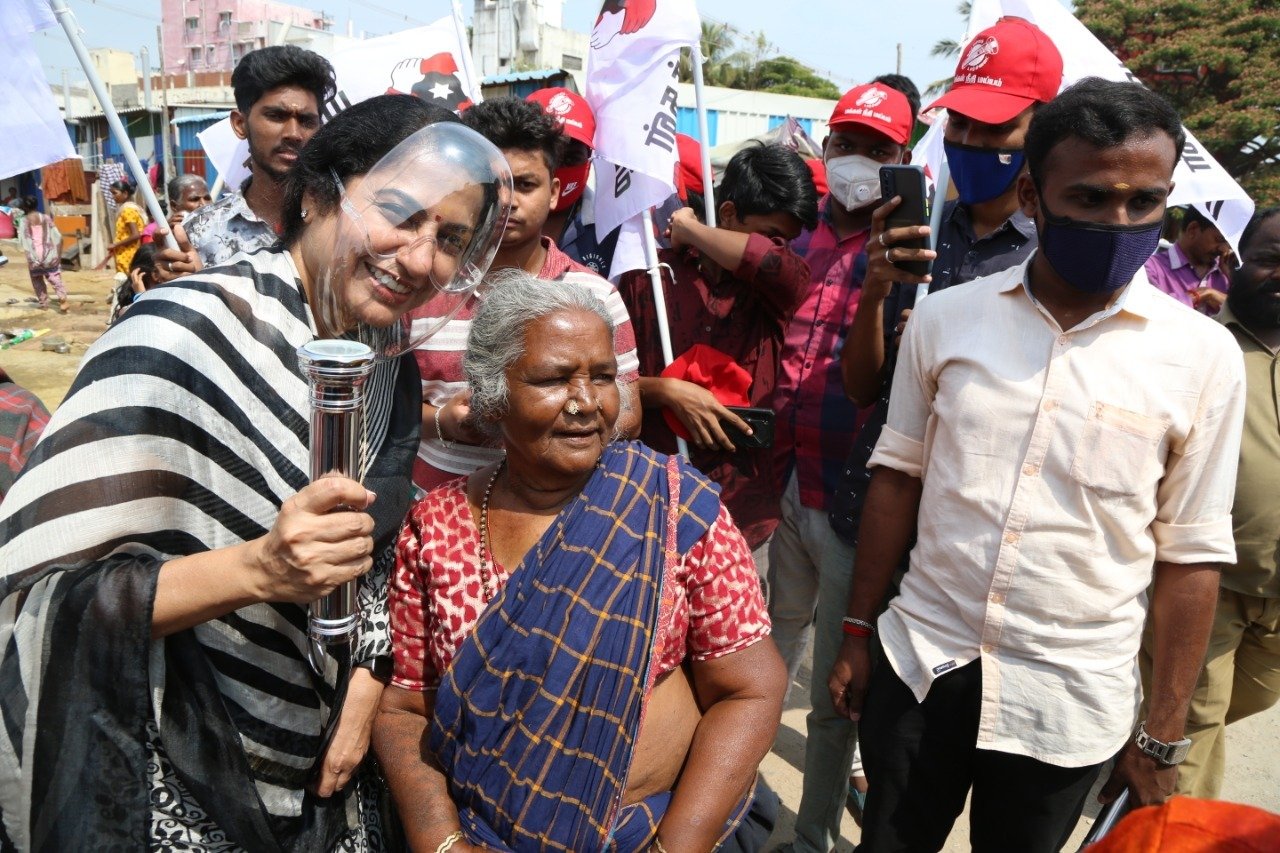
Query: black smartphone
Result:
<box><xmin>879</xmin><ymin>164</ymin><xmax>932</xmax><ymax>279</ymax></box>
<box><xmin>722</xmin><ymin>406</ymin><xmax>775</xmax><ymax>450</ymax></box>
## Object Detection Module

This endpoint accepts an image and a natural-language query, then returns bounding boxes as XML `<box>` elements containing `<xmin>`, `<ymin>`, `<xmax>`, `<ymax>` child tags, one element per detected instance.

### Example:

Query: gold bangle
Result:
<box><xmin>435</xmin><ymin>830</ymin><xmax>465</xmax><ymax>853</ymax></box>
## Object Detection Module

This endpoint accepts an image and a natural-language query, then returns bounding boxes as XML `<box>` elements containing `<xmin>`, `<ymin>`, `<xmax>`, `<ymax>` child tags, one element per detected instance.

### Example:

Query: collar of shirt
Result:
<box><xmin>1218</xmin><ymin>302</ymin><xmax>1279</xmax><ymax>353</ymax></box>
<box><xmin>948</xmin><ymin>200</ymin><xmax>1038</xmax><ymax>243</ymax></box>
<box><xmin>1168</xmin><ymin>241</ymin><xmax>1228</xmax><ymax>280</ymax></box>
<box><xmin>1007</xmin><ymin>254</ymin><xmax>1160</xmax><ymax>331</ymax></box>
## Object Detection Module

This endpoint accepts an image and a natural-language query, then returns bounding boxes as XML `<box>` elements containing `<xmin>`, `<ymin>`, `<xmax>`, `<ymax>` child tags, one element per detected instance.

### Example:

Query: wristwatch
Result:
<box><xmin>1134</xmin><ymin>721</ymin><xmax>1192</xmax><ymax>766</ymax></box>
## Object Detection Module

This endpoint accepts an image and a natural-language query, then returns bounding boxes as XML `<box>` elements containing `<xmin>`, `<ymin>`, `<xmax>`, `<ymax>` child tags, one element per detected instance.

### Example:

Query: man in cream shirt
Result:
<box><xmin>828</xmin><ymin>78</ymin><xmax>1246</xmax><ymax>853</ymax></box>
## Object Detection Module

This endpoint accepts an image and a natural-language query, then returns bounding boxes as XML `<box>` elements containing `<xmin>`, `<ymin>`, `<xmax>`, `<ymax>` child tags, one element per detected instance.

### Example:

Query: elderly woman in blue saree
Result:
<box><xmin>375</xmin><ymin>270</ymin><xmax>787</xmax><ymax>852</ymax></box>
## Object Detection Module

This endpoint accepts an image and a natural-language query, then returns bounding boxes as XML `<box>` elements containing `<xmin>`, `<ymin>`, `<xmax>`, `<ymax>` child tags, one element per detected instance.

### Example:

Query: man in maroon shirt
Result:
<box><xmin>618</xmin><ymin>143</ymin><xmax>816</xmax><ymax>559</ymax></box>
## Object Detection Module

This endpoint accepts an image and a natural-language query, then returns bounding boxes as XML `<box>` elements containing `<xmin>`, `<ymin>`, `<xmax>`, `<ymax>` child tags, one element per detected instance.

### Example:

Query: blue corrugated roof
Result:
<box><xmin>172</xmin><ymin>111</ymin><xmax>230</xmax><ymax>125</ymax></box>
<box><xmin>481</xmin><ymin>68</ymin><xmax>565</xmax><ymax>86</ymax></box>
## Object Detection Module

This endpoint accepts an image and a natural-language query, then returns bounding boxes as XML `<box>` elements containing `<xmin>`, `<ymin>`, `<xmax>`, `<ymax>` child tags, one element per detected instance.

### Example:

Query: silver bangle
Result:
<box><xmin>842</xmin><ymin>616</ymin><xmax>876</xmax><ymax>634</ymax></box>
<box><xmin>434</xmin><ymin>405</ymin><xmax>455</xmax><ymax>449</ymax></box>
<box><xmin>435</xmin><ymin>830</ymin><xmax>465</xmax><ymax>853</ymax></box>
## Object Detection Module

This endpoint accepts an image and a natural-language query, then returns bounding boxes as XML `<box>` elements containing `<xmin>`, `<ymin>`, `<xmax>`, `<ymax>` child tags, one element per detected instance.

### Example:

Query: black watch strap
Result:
<box><xmin>355</xmin><ymin>656</ymin><xmax>393</xmax><ymax>682</ymax></box>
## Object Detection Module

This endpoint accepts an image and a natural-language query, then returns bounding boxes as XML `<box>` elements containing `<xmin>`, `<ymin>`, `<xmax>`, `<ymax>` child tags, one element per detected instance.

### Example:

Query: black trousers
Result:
<box><xmin>856</xmin><ymin>657</ymin><xmax>1103</xmax><ymax>853</ymax></box>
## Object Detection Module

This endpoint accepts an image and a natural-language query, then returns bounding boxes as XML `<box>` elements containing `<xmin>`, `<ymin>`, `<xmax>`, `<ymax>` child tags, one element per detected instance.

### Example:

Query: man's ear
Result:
<box><xmin>230</xmin><ymin>110</ymin><xmax>248</xmax><ymax>141</ymax></box>
<box><xmin>548</xmin><ymin>175</ymin><xmax>562</xmax><ymax>212</ymax></box>
<box><xmin>901</xmin><ymin>148</ymin><xmax>913</xmax><ymax>166</ymax></box>
<box><xmin>718</xmin><ymin>200</ymin><xmax>737</xmax><ymax>228</ymax></box>
<box><xmin>1016</xmin><ymin>173</ymin><xmax>1039</xmax><ymax>220</ymax></box>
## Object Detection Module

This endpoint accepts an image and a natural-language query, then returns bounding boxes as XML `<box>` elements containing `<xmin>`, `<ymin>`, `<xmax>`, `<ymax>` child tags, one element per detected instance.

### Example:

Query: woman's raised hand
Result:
<box><xmin>248</xmin><ymin>476</ymin><xmax>377</xmax><ymax>604</ymax></box>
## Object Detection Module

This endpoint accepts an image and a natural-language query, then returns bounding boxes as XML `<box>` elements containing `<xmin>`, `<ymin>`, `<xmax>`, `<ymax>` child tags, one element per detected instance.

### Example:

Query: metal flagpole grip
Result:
<box><xmin>296</xmin><ymin>339</ymin><xmax>375</xmax><ymax>675</ymax></box>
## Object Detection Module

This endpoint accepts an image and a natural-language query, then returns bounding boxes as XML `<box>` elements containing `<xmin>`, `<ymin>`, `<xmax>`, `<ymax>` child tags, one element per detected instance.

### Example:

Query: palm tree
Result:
<box><xmin>925</xmin><ymin>1</ymin><xmax>972</xmax><ymax>98</ymax></box>
<box><xmin>678</xmin><ymin>20</ymin><xmax>742</xmax><ymax>86</ymax></box>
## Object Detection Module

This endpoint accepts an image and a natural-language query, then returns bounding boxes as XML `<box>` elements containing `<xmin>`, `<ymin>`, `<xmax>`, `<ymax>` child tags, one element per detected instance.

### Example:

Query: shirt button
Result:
<box><xmin>704</xmin><ymin>326</ymin><xmax>712</xmax><ymax>333</ymax></box>
<box><xmin>1057</xmin><ymin>334</ymin><xmax>1069</xmax><ymax>345</ymax></box>
<box><xmin>1022</xmin><ymin>463</ymin><xmax>1038</xmax><ymax>477</ymax></box>
<box><xmin>815</xmin><ymin>319</ymin><xmax>824</xmax><ymax>327</ymax></box>
<box><xmin>982</xmin><ymin>643</ymin><xmax>996</xmax><ymax>654</ymax></box>
<box><xmin>804</xmin><ymin>361</ymin><xmax>813</xmax><ymax>369</ymax></box>
<box><xmin>1003</xmin><ymin>531</ymin><xmax>1019</xmax><ymax>545</ymax></box>
<box><xmin>990</xmin><ymin>592</ymin><xmax>1005</xmax><ymax>605</ymax></box>
<box><xmin>1043</xmin><ymin>400</ymin><xmax>1058</xmax><ymax>412</ymax></box>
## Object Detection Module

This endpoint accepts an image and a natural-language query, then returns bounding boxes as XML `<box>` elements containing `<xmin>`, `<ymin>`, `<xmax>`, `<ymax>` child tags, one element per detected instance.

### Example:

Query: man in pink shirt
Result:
<box><xmin>1145</xmin><ymin>206</ymin><xmax>1232</xmax><ymax>314</ymax></box>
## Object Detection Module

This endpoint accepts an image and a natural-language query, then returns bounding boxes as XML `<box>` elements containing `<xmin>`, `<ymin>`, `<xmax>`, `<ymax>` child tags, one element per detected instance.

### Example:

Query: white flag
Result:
<box><xmin>0</xmin><ymin>0</ymin><xmax>77</xmax><ymax>178</ymax></box>
<box><xmin>201</xmin><ymin>16</ymin><xmax>478</xmax><ymax>191</ymax></box>
<box><xmin>916</xmin><ymin>0</ymin><xmax>1254</xmax><ymax>249</ymax></box>
<box><xmin>586</xmin><ymin>0</ymin><xmax>700</xmax><ymax>242</ymax></box>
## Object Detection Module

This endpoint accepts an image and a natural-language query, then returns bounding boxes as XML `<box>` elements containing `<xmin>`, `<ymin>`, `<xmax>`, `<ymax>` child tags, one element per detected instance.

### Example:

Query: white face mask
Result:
<box><xmin>825</xmin><ymin>154</ymin><xmax>883</xmax><ymax>211</ymax></box>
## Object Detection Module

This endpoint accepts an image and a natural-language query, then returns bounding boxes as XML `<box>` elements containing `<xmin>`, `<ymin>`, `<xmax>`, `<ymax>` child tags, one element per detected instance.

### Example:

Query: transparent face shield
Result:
<box><xmin>312</xmin><ymin>122</ymin><xmax>513</xmax><ymax>358</ymax></box>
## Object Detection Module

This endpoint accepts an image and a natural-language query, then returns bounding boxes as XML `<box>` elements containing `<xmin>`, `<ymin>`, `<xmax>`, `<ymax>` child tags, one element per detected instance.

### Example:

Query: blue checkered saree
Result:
<box><xmin>428</xmin><ymin>441</ymin><xmax>755</xmax><ymax>851</ymax></box>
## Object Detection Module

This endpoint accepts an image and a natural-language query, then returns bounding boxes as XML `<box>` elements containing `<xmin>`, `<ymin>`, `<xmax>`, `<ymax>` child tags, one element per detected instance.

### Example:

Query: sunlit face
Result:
<box><xmin>232</xmin><ymin>84</ymin><xmax>320</xmax><ymax>182</ymax></box>
<box><xmin>1228</xmin><ymin>215</ymin><xmax>1280</xmax><ymax>328</ymax></box>
<box><xmin>176</xmin><ymin>180</ymin><xmax>212</xmax><ymax>213</ymax></box>
<box><xmin>824</xmin><ymin>127</ymin><xmax>906</xmax><ymax>165</ymax></box>
<box><xmin>500</xmin><ymin>148</ymin><xmax>559</xmax><ymax>250</ymax></box>
<box><xmin>1182</xmin><ymin>220</ymin><xmax>1231</xmax><ymax>268</ymax></box>
<box><xmin>500</xmin><ymin>310</ymin><xmax>620</xmax><ymax>480</ymax></box>
<box><xmin>299</xmin><ymin>173</ymin><xmax>485</xmax><ymax>336</ymax></box>
<box><xmin>945</xmin><ymin>105</ymin><xmax>1036</xmax><ymax>150</ymax></box>
<box><xmin>1019</xmin><ymin>132</ymin><xmax>1176</xmax><ymax>228</ymax></box>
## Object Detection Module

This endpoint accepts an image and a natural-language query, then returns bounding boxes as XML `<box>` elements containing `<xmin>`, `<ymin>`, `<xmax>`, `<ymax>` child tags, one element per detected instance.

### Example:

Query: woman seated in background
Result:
<box><xmin>376</xmin><ymin>271</ymin><xmax>787</xmax><ymax>853</ymax></box>
<box><xmin>0</xmin><ymin>95</ymin><xmax>510</xmax><ymax>850</ymax></box>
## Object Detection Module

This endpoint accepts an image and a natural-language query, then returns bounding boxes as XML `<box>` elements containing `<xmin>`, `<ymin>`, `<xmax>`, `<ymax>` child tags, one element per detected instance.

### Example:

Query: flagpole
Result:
<box><xmin>451</xmin><ymin>0</ymin><xmax>482</xmax><ymax>105</ymax></box>
<box><xmin>689</xmin><ymin>43</ymin><xmax>716</xmax><ymax>227</ymax></box>
<box><xmin>920</xmin><ymin>155</ymin><xmax>949</xmax><ymax>301</ymax></box>
<box><xmin>49</xmin><ymin>0</ymin><xmax>177</xmax><ymax>251</ymax></box>
<box><xmin>640</xmin><ymin>207</ymin><xmax>690</xmax><ymax>459</ymax></box>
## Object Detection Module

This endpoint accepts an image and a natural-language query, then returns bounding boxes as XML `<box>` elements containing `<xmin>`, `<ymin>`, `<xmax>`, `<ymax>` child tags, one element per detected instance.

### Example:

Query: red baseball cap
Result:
<box><xmin>675</xmin><ymin>133</ymin><xmax>704</xmax><ymax>201</ymax></box>
<box><xmin>927</xmin><ymin>17</ymin><xmax>1063</xmax><ymax>124</ymax></box>
<box><xmin>806</xmin><ymin>158</ymin><xmax>828</xmax><ymax>196</ymax></box>
<box><xmin>527</xmin><ymin>87</ymin><xmax>596</xmax><ymax>148</ymax></box>
<box><xmin>828</xmin><ymin>83</ymin><xmax>913</xmax><ymax>146</ymax></box>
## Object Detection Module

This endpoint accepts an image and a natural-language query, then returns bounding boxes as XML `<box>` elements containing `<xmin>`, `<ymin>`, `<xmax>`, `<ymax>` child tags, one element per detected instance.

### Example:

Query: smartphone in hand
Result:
<box><xmin>879</xmin><ymin>164</ymin><xmax>932</xmax><ymax>279</ymax></box>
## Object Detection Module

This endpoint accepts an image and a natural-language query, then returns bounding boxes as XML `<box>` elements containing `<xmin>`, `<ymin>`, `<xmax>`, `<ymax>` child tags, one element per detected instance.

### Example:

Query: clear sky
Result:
<box><xmin>31</xmin><ymin>1</ymin><xmax>1067</xmax><ymax>101</ymax></box>
<box><xmin>33</xmin><ymin>0</ymin><xmax>963</xmax><ymax>97</ymax></box>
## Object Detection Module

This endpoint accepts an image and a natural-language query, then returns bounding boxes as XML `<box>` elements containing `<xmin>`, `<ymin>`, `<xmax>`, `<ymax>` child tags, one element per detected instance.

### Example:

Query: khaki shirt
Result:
<box><xmin>1219</xmin><ymin>305</ymin><xmax>1280</xmax><ymax>598</ymax></box>
<box><xmin>871</xmin><ymin>259</ymin><xmax>1246</xmax><ymax>767</ymax></box>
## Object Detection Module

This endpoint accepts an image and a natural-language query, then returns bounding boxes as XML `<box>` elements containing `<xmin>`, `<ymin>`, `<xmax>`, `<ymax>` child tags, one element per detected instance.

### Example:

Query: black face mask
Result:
<box><xmin>1036</xmin><ymin>196</ymin><xmax>1164</xmax><ymax>294</ymax></box>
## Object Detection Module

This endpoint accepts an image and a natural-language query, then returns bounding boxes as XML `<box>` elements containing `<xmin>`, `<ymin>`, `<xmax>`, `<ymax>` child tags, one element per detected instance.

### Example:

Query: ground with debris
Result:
<box><xmin>0</xmin><ymin>241</ymin><xmax>117</xmax><ymax>409</ymax></box>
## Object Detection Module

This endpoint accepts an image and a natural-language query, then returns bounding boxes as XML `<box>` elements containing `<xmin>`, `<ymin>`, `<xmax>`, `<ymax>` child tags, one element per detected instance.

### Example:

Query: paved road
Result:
<box><xmin>761</xmin><ymin>652</ymin><xmax>1280</xmax><ymax>851</ymax></box>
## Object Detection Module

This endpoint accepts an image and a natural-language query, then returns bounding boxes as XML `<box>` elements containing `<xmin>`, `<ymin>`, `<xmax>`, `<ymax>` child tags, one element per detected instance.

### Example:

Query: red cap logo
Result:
<box><xmin>960</xmin><ymin>36</ymin><xmax>999</xmax><ymax>71</ymax></box>
<box><xmin>855</xmin><ymin>87</ymin><xmax>889</xmax><ymax>108</ymax></box>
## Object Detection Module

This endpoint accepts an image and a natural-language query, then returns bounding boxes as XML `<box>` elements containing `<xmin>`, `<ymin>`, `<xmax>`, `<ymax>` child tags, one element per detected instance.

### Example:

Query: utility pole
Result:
<box><xmin>157</xmin><ymin>24</ymin><xmax>175</xmax><ymax>183</ymax></box>
<box><xmin>897</xmin><ymin>42</ymin><xmax>903</xmax><ymax>75</ymax></box>
<box><xmin>141</xmin><ymin>46</ymin><xmax>153</xmax><ymax>110</ymax></box>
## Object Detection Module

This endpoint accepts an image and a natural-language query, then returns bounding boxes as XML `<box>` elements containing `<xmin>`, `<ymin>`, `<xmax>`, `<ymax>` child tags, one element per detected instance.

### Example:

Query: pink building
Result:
<box><xmin>161</xmin><ymin>0</ymin><xmax>331</xmax><ymax>74</ymax></box>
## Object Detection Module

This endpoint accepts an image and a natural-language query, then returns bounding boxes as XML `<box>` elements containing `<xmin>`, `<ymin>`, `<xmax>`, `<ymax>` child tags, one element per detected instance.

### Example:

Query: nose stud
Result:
<box><xmin>565</xmin><ymin>400</ymin><xmax>580</xmax><ymax>415</ymax></box>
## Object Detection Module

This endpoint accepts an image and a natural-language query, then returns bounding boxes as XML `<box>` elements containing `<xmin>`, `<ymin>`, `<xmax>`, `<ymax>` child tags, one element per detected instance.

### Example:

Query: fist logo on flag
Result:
<box><xmin>960</xmin><ymin>36</ymin><xmax>999</xmax><ymax>71</ymax></box>
<box><xmin>592</xmin><ymin>0</ymin><xmax>658</xmax><ymax>49</ymax></box>
<box><xmin>856</xmin><ymin>87</ymin><xmax>889</xmax><ymax>108</ymax></box>
<box><xmin>387</xmin><ymin>54</ymin><xmax>474</xmax><ymax>112</ymax></box>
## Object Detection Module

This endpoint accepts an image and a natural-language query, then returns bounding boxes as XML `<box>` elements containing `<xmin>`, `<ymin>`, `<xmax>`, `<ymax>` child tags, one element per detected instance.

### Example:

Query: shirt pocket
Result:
<box><xmin>1070</xmin><ymin>402</ymin><xmax>1169</xmax><ymax>497</ymax></box>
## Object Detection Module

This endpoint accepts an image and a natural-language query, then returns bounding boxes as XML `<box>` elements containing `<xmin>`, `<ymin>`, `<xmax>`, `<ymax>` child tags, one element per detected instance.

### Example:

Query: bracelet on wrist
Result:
<box><xmin>434</xmin><ymin>406</ymin><xmax>455</xmax><ymax>449</ymax></box>
<box><xmin>842</xmin><ymin>616</ymin><xmax>875</xmax><ymax>638</ymax></box>
<box><xmin>435</xmin><ymin>830</ymin><xmax>464</xmax><ymax>853</ymax></box>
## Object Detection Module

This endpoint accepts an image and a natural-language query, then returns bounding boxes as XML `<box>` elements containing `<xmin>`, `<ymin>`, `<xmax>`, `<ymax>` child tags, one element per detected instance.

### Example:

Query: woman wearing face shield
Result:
<box><xmin>0</xmin><ymin>95</ymin><xmax>510</xmax><ymax>851</ymax></box>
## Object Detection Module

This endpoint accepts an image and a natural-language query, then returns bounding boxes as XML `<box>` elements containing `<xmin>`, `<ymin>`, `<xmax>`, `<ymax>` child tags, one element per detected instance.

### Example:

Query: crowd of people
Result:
<box><xmin>0</xmin><ymin>14</ymin><xmax>1278</xmax><ymax>852</ymax></box>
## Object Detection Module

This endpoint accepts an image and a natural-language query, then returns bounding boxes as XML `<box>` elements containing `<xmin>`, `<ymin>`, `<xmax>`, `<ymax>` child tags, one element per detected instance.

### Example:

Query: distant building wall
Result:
<box><xmin>161</xmin><ymin>0</ymin><xmax>330</xmax><ymax>74</ymax></box>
